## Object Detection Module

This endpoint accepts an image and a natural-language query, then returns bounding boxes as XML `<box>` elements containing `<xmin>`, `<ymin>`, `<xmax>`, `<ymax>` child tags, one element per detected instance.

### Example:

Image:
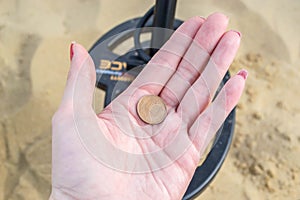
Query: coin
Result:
<box><xmin>137</xmin><ymin>95</ymin><xmax>167</xmax><ymax>124</ymax></box>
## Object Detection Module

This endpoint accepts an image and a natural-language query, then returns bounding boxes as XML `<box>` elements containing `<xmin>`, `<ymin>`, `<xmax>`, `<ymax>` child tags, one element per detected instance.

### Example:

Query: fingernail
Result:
<box><xmin>237</xmin><ymin>69</ymin><xmax>248</xmax><ymax>80</ymax></box>
<box><xmin>198</xmin><ymin>16</ymin><xmax>206</xmax><ymax>20</ymax></box>
<box><xmin>232</xmin><ymin>30</ymin><xmax>242</xmax><ymax>37</ymax></box>
<box><xmin>70</xmin><ymin>41</ymin><xmax>76</xmax><ymax>61</ymax></box>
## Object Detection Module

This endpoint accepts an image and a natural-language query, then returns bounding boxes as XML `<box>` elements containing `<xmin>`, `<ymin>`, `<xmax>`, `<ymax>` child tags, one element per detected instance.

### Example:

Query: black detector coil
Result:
<box><xmin>89</xmin><ymin>1</ymin><xmax>235</xmax><ymax>199</ymax></box>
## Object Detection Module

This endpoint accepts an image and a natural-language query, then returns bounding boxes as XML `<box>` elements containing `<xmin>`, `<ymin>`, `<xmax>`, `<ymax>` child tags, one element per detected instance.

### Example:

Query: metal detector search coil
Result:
<box><xmin>89</xmin><ymin>1</ymin><xmax>235</xmax><ymax>199</ymax></box>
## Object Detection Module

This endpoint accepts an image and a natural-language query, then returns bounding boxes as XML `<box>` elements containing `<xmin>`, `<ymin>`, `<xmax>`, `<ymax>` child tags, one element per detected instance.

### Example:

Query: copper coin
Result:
<box><xmin>137</xmin><ymin>95</ymin><xmax>167</xmax><ymax>124</ymax></box>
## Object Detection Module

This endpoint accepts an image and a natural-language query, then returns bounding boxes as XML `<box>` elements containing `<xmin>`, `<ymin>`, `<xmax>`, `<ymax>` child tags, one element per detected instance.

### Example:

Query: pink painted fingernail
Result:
<box><xmin>198</xmin><ymin>16</ymin><xmax>206</xmax><ymax>20</ymax></box>
<box><xmin>237</xmin><ymin>69</ymin><xmax>248</xmax><ymax>80</ymax></box>
<box><xmin>232</xmin><ymin>30</ymin><xmax>242</xmax><ymax>37</ymax></box>
<box><xmin>70</xmin><ymin>41</ymin><xmax>76</xmax><ymax>61</ymax></box>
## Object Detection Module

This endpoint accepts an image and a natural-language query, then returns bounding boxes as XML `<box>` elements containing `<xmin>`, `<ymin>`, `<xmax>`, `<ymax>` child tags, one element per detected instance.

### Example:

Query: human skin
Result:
<box><xmin>50</xmin><ymin>13</ymin><xmax>247</xmax><ymax>200</ymax></box>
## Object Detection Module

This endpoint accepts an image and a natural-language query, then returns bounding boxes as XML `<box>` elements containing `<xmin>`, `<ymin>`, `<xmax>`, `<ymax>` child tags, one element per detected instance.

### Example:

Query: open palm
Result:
<box><xmin>50</xmin><ymin>13</ymin><xmax>246</xmax><ymax>200</ymax></box>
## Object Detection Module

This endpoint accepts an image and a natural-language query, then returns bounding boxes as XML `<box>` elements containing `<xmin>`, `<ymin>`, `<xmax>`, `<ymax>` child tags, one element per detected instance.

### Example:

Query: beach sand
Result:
<box><xmin>0</xmin><ymin>0</ymin><xmax>299</xmax><ymax>199</ymax></box>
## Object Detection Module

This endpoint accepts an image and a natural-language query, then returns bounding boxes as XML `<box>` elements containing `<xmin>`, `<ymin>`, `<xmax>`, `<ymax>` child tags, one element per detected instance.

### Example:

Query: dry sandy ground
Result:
<box><xmin>0</xmin><ymin>0</ymin><xmax>299</xmax><ymax>199</ymax></box>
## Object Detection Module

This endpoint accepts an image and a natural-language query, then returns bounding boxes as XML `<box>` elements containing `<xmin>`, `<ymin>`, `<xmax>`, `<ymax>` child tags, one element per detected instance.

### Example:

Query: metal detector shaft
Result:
<box><xmin>150</xmin><ymin>0</ymin><xmax>177</xmax><ymax>56</ymax></box>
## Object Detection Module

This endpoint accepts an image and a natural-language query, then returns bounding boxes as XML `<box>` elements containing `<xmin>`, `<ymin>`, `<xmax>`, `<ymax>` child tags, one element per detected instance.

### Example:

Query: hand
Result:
<box><xmin>50</xmin><ymin>13</ymin><xmax>246</xmax><ymax>200</ymax></box>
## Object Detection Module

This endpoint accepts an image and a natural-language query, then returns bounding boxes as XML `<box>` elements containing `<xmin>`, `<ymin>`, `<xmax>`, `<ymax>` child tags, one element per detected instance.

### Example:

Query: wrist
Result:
<box><xmin>50</xmin><ymin>188</ymin><xmax>133</xmax><ymax>200</ymax></box>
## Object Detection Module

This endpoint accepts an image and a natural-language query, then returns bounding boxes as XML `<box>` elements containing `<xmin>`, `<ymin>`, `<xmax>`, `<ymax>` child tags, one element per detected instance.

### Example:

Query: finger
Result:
<box><xmin>160</xmin><ymin>14</ymin><xmax>229</xmax><ymax>107</ymax></box>
<box><xmin>125</xmin><ymin>16</ymin><xmax>205</xmax><ymax>96</ymax></box>
<box><xmin>160</xmin><ymin>13</ymin><xmax>229</xmax><ymax>107</ymax></box>
<box><xmin>188</xmin><ymin>70</ymin><xmax>247</xmax><ymax>153</ymax></box>
<box><xmin>178</xmin><ymin>30</ymin><xmax>241</xmax><ymax>126</ymax></box>
<box><xmin>60</xmin><ymin>42</ymin><xmax>96</xmax><ymax>110</ymax></box>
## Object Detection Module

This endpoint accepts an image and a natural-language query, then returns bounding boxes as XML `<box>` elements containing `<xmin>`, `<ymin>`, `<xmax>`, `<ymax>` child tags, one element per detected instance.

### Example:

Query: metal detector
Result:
<box><xmin>89</xmin><ymin>0</ymin><xmax>235</xmax><ymax>199</ymax></box>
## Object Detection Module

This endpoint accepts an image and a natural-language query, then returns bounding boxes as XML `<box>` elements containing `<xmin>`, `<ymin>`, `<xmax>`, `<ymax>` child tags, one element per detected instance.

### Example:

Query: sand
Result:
<box><xmin>0</xmin><ymin>0</ymin><xmax>299</xmax><ymax>199</ymax></box>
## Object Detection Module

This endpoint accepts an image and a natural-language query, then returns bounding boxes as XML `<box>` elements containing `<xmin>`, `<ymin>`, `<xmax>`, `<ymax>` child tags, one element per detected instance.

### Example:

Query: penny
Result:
<box><xmin>137</xmin><ymin>95</ymin><xmax>167</xmax><ymax>124</ymax></box>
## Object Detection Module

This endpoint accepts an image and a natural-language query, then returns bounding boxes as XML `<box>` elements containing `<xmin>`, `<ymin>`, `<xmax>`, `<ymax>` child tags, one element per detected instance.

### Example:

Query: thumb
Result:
<box><xmin>60</xmin><ymin>42</ymin><xmax>96</xmax><ymax>110</ymax></box>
